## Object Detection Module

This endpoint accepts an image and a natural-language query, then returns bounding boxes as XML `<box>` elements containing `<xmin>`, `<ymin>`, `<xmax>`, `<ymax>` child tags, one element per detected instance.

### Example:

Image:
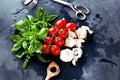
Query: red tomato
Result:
<box><xmin>50</xmin><ymin>45</ymin><xmax>60</xmax><ymax>56</ymax></box>
<box><xmin>42</xmin><ymin>44</ymin><xmax>50</xmax><ymax>55</ymax></box>
<box><xmin>58</xmin><ymin>28</ymin><xmax>68</xmax><ymax>38</ymax></box>
<box><xmin>55</xmin><ymin>19</ymin><xmax>67</xmax><ymax>28</ymax></box>
<box><xmin>49</xmin><ymin>27</ymin><xmax>58</xmax><ymax>35</ymax></box>
<box><xmin>44</xmin><ymin>36</ymin><xmax>53</xmax><ymax>45</ymax></box>
<box><xmin>54</xmin><ymin>36</ymin><xmax>64</xmax><ymax>47</ymax></box>
<box><xmin>65</xmin><ymin>22</ymin><xmax>76</xmax><ymax>31</ymax></box>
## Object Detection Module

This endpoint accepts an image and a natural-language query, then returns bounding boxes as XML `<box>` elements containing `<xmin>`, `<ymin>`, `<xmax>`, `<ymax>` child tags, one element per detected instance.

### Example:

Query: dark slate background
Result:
<box><xmin>0</xmin><ymin>0</ymin><xmax>120</xmax><ymax>80</ymax></box>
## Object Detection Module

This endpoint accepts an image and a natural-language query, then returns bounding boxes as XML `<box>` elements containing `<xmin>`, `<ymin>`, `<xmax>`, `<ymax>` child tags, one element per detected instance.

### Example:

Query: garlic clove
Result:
<box><xmin>60</xmin><ymin>49</ymin><xmax>74</xmax><ymax>62</ymax></box>
<box><xmin>72</xmin><ymin>58</ymin><xmax>77</xmax><ymax>66</ymax></box>
<box><xmin>72</xmin><ymin>48</ymin><xmax>83</xmax><ymax>59</ymax></box>
<box><xmin>75</xmin><ymin>39</ymin><xmax>85</xmax><ymax>48</ymax></box>
<box><xmin>75</xmin><ymin>26</ymin><xmax>93</xmax><ymax>39</ymax></box>
<box><xmin>65</xmin><ymin>37</ymin><xmax>76</xmax><ymax>48</ymax></box>
<box><xmin>75</xmin><ymin>27</ymin><xmax>87</xmax><ymax>39</ymax></box>
<box><xmin>81</xmin><ymin>26</ymin><xmax>93</xmax><ymax>34</ymax></box>
<box><xmin>68</xmin><ymin>30</ymin><xmax>77</xmax><ymax>38</ymax></box>
<box><xmin>71</xmin><ymin>48</ymin><xmax>83</xmax><ymax>66</ymax></box>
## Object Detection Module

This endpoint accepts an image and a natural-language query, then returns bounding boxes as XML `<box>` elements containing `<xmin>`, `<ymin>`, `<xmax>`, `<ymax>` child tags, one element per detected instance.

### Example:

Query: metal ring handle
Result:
<box><xmin>76</xmin><ymin>12</ymin><xmax>86</xmax><ymax>20</ymax></box>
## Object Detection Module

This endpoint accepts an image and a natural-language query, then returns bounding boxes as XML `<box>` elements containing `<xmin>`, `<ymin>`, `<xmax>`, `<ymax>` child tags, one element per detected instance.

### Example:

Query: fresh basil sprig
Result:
<box><xmin>10</xmin><ymin>7</ymin><xmax>57</xmax><ymax>68</ymax></box>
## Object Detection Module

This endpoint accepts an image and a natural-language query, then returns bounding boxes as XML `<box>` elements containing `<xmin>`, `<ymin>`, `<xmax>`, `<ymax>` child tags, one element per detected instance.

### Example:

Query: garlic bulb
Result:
<box><xmin>60</xmin><ymin>49</ymin><xmax>74</xmax><ymax>62</ymax></box>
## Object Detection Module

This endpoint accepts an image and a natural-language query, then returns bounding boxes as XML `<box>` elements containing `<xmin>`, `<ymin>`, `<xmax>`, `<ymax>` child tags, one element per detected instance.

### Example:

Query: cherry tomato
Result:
<box><xmin>49</xmin><ymin>27</ymin><xmax>58</xmax><ymax>35</ymax></box>
<box><xmin>44</xmin><ymin>36</ymin><xmax>53</xmax><ymax>45</ymax></box>
<box><xmin>42</xmin><ymin>44</ymin><xmax>50</xmax><ymax>55</ymax></box>
<box><xmin>55</xmin><ymin>19</ymin><xmax>67</xmax><ymax>28</ymax></box>
<box><xmin>54</xmin><ymin>36</ymin><xmax>64</xmax><ymax>47</ymax></box>
<box><xmin>58</xmin><ymin>28</ymin><xmax>68</xmax><ymax>38</ymax></box>
<box><xmin>65</xmin><ymin>22</ymin><xmax>76</xmax><ymax>31</ymax></box>
<box><xmin>50</xmin><ymin>45</ymin><xmax>60</xmax><ymax>56</ymax></box>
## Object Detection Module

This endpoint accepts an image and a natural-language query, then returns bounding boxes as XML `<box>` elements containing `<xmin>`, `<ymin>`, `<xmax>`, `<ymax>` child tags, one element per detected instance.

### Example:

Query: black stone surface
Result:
<box><xmin>0</xmin><ymin>0</ymin><xmax>120</xmax><ymax>80</ymax></box>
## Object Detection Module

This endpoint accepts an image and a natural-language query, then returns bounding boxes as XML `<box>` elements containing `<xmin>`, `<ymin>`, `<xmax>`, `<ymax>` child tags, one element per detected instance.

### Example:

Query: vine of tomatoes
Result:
<box><xmin>42</xmin><ymin>18</ymin><xmax>76</xmax><ymax>56</ymax></box>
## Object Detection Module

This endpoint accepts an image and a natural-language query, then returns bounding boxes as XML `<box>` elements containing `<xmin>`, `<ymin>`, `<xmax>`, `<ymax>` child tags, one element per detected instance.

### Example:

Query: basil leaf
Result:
<box><xmin>16</xmin><ymin>51</ymin><xmax>26</xmax><ymax>58</ymax></box>
<box><xmin>10</xmin><ymin>35</ymin><xmax>21</xmax><ymax>42</ymax></box>
<box><xmin>34</xmin><ymin>40</ymin><xmax>42</xmax><ymax>53</ymax></box>
<box><xmin>38</xmin><ymin>27</ymin><xmax>48</xmax><ymax>39</ymax></box>
<box><xmin>46</xmin><ymin>15</ymin><xmax>58</xmax><ymax>22</ymax></box>
<box><xmin>36</xmin><ymin>7</ymin><xmax>44</xmax><ymax>19</ymax></box>
<box><xmin>28</xmin><ymin>44</ymin><xmax>34</xmax><ymax>55</ymax></box>
<box><xmin>36</xmin><ymin>54</ymin><xmax>51</xmax><ymax>63</ymax></box>
<box><xmin>11</xmin><ymin>38</ymin><xmax>23</xmax><ymax>53</ymax></box>
<box><xmin>22</xmin><ymin>41</ymin><xmax>28</xmax><ymax>49</ymax></box>
<box><xmin>42</xmin><ymin>12</ymin><xmax>47</xmax><ymax>21</ymax></box>
<box><xmin>27</xmin><ymin>15</ymin><xmax>34</xmax><ymax>21</ymax></box>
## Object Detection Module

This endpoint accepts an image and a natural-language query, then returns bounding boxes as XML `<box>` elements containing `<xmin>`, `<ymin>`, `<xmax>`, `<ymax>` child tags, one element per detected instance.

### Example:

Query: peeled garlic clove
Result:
<box><xmin>81</xmin><ymin>26</ymin><xmax>93</xmax><ymax>34</ymax></box>
<box><xmin>75</xmin><ymin>39</ymin><xmax>85</xmax><ymax>48</ymax></box>
<box><xmin>72</xmin><ymin>48</ymin><xmax>83</xmax><ymax>59</ymax></box>
<box><xmin>68</xmin><ymin>30</ymin><xmax>77</xmax><ymax>38</ymax></box>
<box><xmin>75</xmin><ymin>26</ymin><xmax>93</xmax><ymax>39</ymax></box>
<box><xmin>75</xmin><ymin>28</ymin><xmax>87</xmax><ymax>39</ymax></box>
<box><xmin>60</xmin><ymin>49</ymin><xmax>74</xmax><ymax>62</ymax></box>
<box><xmin>72</xmin><ymin>58</ymin><xmax>77</xmax><ymax>66</ymax></box>
<box><xmin>65</xmin><ymin>37</ymin><xmax>76</xmax><ymax>48</ymax></box>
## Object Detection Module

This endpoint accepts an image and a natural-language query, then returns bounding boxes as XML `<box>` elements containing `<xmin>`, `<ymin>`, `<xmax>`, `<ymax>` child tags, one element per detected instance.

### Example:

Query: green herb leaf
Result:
<box><xmin>27</xmin><ymin>15</ymin><xmax>34</xmax><ymax>21</ymax></box>
<box><xmin>10</xmin><ymin>35</ymin><xmax>21</xmax><ymax>42</ymax></box>
<box><xmin>11</xmin><ymin>38</ymin><xmax>23</xmax><ymax>53</ymax></box>
<box><xmin>36</xmin><ymin>54</ymin><xmax>51</xmax><ymax>63</ymax></box>
<box><xmin>46</xmin><ymin>14</ymin><xmax>58</xmax><ymax>22</ymax></box>
<box><xmin>16</xmin><ymin>51</ymin><xmax>26</xmax><ymax>58</ymax></box>
<box><xmin>38</xmin><ymin>27</ymin><xmax>48</xmax><ymax>39</ymax></box>
<box><xmin>22</xmin><ymin>55</ymin><xmax>30</xmax><ymax>68</ymax></box>
<box><xmin>22</xmin><ymin>41</ymin><xmax>28</xmax><ymax>49</ymax></box>
<box><xmin>36</xmin><ymin>7</ymin><xmax>43</xmax><ymax>19</ymax></box>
